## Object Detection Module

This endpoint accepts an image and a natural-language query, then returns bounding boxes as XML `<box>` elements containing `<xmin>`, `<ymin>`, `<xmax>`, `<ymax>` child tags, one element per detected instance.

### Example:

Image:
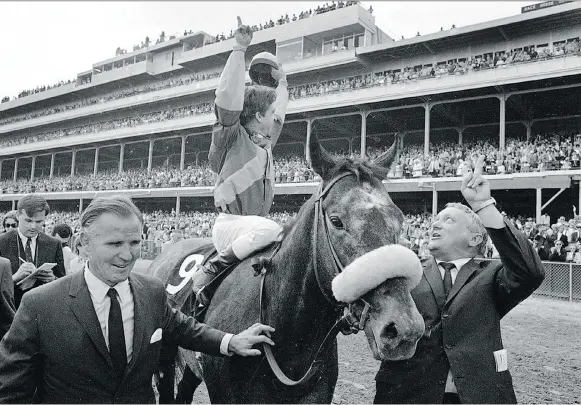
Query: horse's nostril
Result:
<box><xmin>381</xmin><ymin>322</ymin><xmax>398</xmax><ymax>340</ymax></box>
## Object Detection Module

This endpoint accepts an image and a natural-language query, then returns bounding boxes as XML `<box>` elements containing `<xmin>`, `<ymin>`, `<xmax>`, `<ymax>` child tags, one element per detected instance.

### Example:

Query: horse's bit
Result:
<box><xmin>255</xmin><ymin>171</ymin><xmax>372</xmax><ymax>388</ymax></box>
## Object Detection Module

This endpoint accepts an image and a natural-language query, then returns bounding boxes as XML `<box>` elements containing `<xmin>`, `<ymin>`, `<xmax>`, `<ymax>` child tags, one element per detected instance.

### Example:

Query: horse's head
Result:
<box><xmin>309</xmin><ymin>133</ymin><xmax>424</xmax><ymax>361</ymax></box>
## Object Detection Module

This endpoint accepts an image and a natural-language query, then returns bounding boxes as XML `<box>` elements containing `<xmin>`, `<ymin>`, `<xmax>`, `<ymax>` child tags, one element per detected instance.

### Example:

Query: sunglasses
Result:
<box><xmin>4</xmin><ymin>223</ymin><xmax>17</xmax><ymax>229</ymax></box>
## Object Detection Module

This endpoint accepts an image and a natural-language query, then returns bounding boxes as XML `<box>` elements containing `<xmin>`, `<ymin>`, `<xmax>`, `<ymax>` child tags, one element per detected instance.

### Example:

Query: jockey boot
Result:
<box><xmin>195</xmin><ymin>245</ymin><xmax>239</xmax><ymax>308</ymax></box>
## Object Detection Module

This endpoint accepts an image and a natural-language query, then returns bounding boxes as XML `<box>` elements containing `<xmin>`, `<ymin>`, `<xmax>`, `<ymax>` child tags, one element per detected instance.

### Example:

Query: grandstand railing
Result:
<box><xmin>136</xmin><ymin>244</ymin><xmax>581</xmax><ymax>302</ymax></box>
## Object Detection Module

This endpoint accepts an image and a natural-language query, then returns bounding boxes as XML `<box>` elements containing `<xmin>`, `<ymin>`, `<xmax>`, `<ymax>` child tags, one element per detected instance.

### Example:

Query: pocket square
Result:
<box><xmin>150</xmin><ymin>328</ymin><xmax>162</xmax><ymax>343</ymax></box>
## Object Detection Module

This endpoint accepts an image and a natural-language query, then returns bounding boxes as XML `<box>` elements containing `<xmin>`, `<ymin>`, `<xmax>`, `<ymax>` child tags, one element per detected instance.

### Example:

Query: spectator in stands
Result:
<box><xmin>162</xmin><ymin>228</ymin><xmax>184</xmax><ymax>253</ymax></box>
<box><xmin>51</xmin><ymin>223</ymin><xmax>74</xmax><ymax>275</ymax></box>
<box><xmin>549</xmin><ymin>240</ymin><xmax>567</xmax><ymax>262</ymax></box>
<box><xmin>192</xmin><ymin>17</ymin><xmax>288</xmax><ymax>306</ymax></box>
<box><xmin>2</xmin><ymin>211</ymin><xmax>18</xmax><ymax>234</ymax></box>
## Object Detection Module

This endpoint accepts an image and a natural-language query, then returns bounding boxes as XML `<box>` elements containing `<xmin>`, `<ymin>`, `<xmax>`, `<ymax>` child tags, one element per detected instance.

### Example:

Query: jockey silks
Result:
<box><xmin>208</xmin><ymin>45</ymin><xmax>288</xmax><ymax>217</ymax></box>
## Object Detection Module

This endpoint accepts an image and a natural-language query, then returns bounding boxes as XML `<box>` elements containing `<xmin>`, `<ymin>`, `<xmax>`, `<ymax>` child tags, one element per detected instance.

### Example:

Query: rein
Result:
<box><xmin>257</xmin><ymin>171</ymin><xmax>372</xmax><ymax>387</ymax></box>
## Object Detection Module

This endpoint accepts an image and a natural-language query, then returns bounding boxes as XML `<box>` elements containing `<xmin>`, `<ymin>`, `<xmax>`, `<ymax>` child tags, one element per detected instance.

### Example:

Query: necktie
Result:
<box><xmin>25</xmin><ymin>238</ymin><xmax>33</xmax><ymax>263</ymax></box>
<box><xmin>440</xmin><ymin>262</ymin><xmax>456</xmax><ymax>298</ymax></box>
<box><xmin>107</xmin><ymin>288</ymin><xmax>127</xmax><ymax>382</ymax></box>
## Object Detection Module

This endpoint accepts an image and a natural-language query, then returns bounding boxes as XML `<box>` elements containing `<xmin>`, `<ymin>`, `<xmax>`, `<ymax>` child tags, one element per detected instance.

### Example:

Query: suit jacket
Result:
<box><xmin>0</xmin><ymin>230</ymin><xmax>65</xmax><ymax>308</ymax></box>
<box><xmin>0</xmin><ymin>257</ymin><xmax>15</xmax><ymax>340</ymax></box>
<box><xmin>375</xmin><ymin>219</ymin><xmax>545</xmax><ymax>404</ymax></box>
<box><xmin>0</xmin><ymin>270</ymin><xmax>226</xmax><ymax>404</ymax></box>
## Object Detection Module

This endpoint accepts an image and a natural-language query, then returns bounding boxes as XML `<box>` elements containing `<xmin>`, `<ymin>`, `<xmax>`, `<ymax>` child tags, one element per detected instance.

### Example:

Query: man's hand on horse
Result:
<box><xmin>461</xmin><ymin>154</ymin><xmax>491</xmax><ymax>206</ymax></box>
<box><xmin>235</xmin><ymin>16</ymin><xmax>253</xmax><ymax>48</ymax></box>
<box><xmin>228</xmin><ymin>323</ymin><xmax>275</xmax><ymax>356</ymax></box>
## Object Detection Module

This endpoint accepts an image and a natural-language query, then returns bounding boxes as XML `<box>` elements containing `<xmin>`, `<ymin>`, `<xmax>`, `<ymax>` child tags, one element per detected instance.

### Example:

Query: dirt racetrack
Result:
<box><xmin>191</xmin><ymin>296</ymin><xmax>581</xmax><ymax>404</ymax></box>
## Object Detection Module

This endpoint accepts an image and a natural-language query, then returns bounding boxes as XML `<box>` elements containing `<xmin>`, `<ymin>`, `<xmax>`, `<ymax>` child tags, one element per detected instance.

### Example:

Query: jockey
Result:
<box><xmin>192</xmin><ymin>17</ymin><xmax>289</xmax><ymax>303</ymax></box>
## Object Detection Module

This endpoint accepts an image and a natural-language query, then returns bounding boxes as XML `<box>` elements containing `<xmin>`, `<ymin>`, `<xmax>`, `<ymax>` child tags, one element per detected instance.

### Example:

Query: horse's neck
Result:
<box><xmin>268</xmin><ymin>203</ymin><xmax>338</xmax><ymax>351</ymax></box>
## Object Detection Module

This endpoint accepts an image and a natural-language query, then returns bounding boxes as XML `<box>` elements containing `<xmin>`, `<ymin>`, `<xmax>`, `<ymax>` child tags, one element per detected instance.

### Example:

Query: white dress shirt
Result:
<box><xmin>435</xmin><ymin>257</ymin><xmax>472</xmax><ymax>394</ymax></box>
<box><xmin>84</xmin><ymin>263</ymin><xmax>233</xmax><ymax>361</ymax></box>
<box><xmin>84</xmin><ymin>265</ymin><xmax>135</xmax><ymax>363</ymax></box>
<box><xmin>18</xmin><ymin>230</ymin><xmax>37</xmax><ymax>262</ymax></box>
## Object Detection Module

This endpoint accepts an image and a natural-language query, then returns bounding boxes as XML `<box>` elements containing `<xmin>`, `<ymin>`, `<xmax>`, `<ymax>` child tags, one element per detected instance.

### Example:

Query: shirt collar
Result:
<box><xmin>436</xmin><ymin>257</ymin><xmax>472</xmax><ymax>271</ymax></box>
<box><xmin>84</xmin><ymin>262</ymin><xmax>131</xmax><ymax>304</ymax></box>
<box><xmin>17</xmin><ymin>229</ymin><xmax>38</xmax><ymax>244</ymax></box>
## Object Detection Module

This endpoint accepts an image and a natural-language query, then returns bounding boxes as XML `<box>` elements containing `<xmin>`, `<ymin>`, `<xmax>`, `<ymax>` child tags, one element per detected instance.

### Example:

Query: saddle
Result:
<box><xmin>163</xmin><ymin>239</ymin><xmax>277</xmax><ymax>323</ymax></box>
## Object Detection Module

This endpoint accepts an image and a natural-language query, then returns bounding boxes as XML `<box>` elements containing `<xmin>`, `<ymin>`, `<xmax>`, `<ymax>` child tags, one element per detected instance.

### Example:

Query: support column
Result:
<box><xmin>424</xmin><ymin>102</ymin><xmax>431</xmax><ymax>156</ymax></box>
<box><xmin>457</xmin><ymin>128</ymin><xmax>464</xmax><ymax>145</ymax></box>
<box><xmin>525</xmin><ymin>121</ymin><xmax>532</xmax><ymax>142</ymax></box>
<box><xmin>432</xmin><ymin>187</ymin><xmax>438</xmax><ymax>218</ymax></box>
<box><xmin>50</xmin><ymin>153</ymin><xmax>55</xmax><ymax>179</ymax></box>
<box><xmin>305</xmin><ymin>119</ymin><xmax>313</xmax><ymax>162</ymax></box>
<box><xmin>79</xmin><ymin>199</ymin><xmax>84</xmax><ymax>214</ymax></box>
<box><xmin>148</xmin><ymin>140</ymin><xmax>154</xmax><ymax>173</ymax></box>
<box><xmin>13</xmin><ymin>159</ymin><xmax>18</xmax><ymax>182</ymax></box>
<box><xmin>180</xmin><ymin>136</ymin><xmax>187</xmax><ymax>170</ymax></box>
<box><xmin>360</xmin><ymin>112</ymin><xmax>367</xmax><ymax>159</ymax></box>
<box><xmin>499</xmin><ymin>94</ymin><xmax>506</xmax><ymax>150</ymax></box>
<box><xmin>11</xmin><ymin>201</ymin><xmax>15</xmax><ymax>210</ymax></box>
<box><xmin>94</xmin><ymin>148</ymin><xmax>99</xmax><ymax>177</ymax></box>
<box><xmin>578</xmin><ymin>182</ymin><xmax>581</xmax><ymax>217</ymax></box>
<box><xmin>176</xmin><ymin>196</ymin><xmax>181</xmax><ymax>215</ymax></box>
<box><xmin>30</xmin><ymin>156</ymin><xmax>36</xmax><ymax>181</ymax></box>
<box><xmin>71</xmin><ymin>150</ymin><xmax>76</xmax><ymax>176</ymax></box>
<box><xmin>119</xmin><ymin>144</ymin><xmax>125</xmax><ymax>174</ymax></box>
<box><xmin>536</xmin><ymin>188</ymin><xmax>542</xmax><ymax>224</ymax></box>
<box><xmin>0</xmin><ymin>160</ymin><xmax>3</xmax><ymax>180</ymax></box>
<box><xmin>195</xmin><ymin>152</ymin><xmax>200</xmax><ymax>166</ymax></box>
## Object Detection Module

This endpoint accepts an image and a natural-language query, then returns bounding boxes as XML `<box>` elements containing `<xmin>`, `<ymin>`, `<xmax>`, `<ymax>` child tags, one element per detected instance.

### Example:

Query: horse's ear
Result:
<box><xmin>373</xmin><ymin>133</ymin><xmax>405</xmax><ymax>171</ymax></box>
<box><xmin>308</xmin><ymin>131</ymin><xmax>336</xmax><ymax>179</ymax></box>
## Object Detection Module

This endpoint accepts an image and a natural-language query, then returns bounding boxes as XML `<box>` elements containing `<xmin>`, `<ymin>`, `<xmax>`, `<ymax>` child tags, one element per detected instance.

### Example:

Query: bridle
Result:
<box><xmin>256</xmin><ymin>171</ymin><xmax>373</xmax><ymax>387</ymax></box>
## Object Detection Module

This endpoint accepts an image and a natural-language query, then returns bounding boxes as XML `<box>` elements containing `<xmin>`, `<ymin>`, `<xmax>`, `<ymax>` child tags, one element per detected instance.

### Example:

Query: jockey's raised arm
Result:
<box><xmin>208</xmin><ymin>18</ymin><xmax>250</xmax><ymax>174</ymax></box>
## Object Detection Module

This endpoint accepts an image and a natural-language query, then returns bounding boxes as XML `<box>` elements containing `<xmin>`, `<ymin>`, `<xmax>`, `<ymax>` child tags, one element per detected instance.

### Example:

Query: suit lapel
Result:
<box><xmin>423</xmin><ymin>259</ymin><xmax>446</xmax><ymax>309</ymax></box>
<box><xmin>68</xmin><ymin>270</ymin><xmax>112</xmax><ymax>367</ymax></box>
<box><xmin>125</xmin><ymin>274</ymin><xmax>147</xmax><ymax>375</ymax></box>
<box><xmin>445</xmin><ymin>259</ymin><xmax>479</xmax><ymax>305</ymax></box>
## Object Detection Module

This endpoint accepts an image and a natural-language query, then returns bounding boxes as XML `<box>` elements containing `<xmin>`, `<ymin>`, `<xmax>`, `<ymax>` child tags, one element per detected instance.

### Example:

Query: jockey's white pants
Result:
<box><xmin>212</xmin><ymin>212</ymin><xmax>283</xmax><ymax>260</ymax></box>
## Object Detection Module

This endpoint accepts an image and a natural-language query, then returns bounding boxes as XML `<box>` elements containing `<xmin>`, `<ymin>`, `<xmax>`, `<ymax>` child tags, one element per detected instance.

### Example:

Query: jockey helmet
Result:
<box><xmin>249</xmin><ymin>52</ymin><xmax>279</xmax><ymax>88</ymax></box>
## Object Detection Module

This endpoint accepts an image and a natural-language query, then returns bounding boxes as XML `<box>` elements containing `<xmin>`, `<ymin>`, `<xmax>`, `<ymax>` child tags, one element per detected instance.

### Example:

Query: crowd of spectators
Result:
<box><xmin>0</xmin><ymin>102</ymin><xmax>213</xmax><ymax>148</ymax></box>
<box><xmin>289</xmin><ymin>38</ymin><xmax>581</xmax><ymax>101</ymax></box>
<box><xmin>3</xmin><ymin>204</ymin><xmax>577</xmax><ymax>263</ymax></box>
<box><xmin>2</xmin><ymin>32</ymin><xmax>578</xmax><ymax>132</ymax></box>
<box><xmin>0</xmin><ymin>70</ymin><xmax>222</xmax><ymax>127</ymax></box>
<box><xmin>203</xmin><ymin>1</ymin><xmax>361</xmax><ymax>46</ymax></box>
<box><xmin>1</xmin><ymin>131</ymin><xmax>580</xmax><ymax>194</ymax></box>
<box><xmin>1</xmin><ymin>79</ymin><xmax>76</xmax><ymax>104</ymax></box>
<box><xmin>365</xmin><ymin>132</ymin><xmax>581</xmax><ymax>179</ymax></box>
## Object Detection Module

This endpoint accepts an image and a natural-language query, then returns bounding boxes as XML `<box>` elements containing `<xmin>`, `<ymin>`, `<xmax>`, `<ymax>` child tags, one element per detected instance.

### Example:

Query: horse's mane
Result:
<box><xmin>280</xmin><ymin>155</ymin><xmax>389</xmax><ymax>239</ymax></box>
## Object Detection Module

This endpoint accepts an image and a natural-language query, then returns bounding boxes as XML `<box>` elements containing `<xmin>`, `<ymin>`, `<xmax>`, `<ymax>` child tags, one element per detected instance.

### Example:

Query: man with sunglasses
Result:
<box><xmin>192</xmin><ymin>16</ymin><xmax>288</xmax><ymax>304</ymax></box>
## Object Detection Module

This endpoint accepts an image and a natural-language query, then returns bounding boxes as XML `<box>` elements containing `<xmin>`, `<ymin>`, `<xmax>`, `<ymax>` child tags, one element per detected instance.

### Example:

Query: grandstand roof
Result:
<box><xmin>357</xmin><ymin>1</ymin><xmax>581</xmax><ymax>62</ymax></box>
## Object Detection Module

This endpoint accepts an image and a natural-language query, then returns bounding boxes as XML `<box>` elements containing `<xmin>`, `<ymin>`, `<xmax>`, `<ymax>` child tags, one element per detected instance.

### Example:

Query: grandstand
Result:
<box><xmin>0</xmin><ymin>0</ymin><xmax>581</xmax><ymax>225</ymax></box>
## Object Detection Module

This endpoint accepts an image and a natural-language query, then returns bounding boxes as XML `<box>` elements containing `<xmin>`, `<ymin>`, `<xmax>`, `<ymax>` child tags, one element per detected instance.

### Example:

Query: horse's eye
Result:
<box><xmin>330</xmin><ymin>216</ymin><xmax>344</xmax><ymax>229</ymax></box>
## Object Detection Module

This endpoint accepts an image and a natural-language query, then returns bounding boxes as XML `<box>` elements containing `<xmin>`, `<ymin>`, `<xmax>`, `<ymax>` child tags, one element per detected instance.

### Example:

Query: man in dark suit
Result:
<box><xmin>0</xmin><ymin>195</ymin><xmax>274</xmax><ymax>403</ymax></box>
<box><xmin>374</xmin><ymin>155</ymin><xmax>545</xmax><ymax>404</ymax></box>
<box><xmin>0</xmin><ymin>195</ymin><xmax>65</xmax><ymax>308</ymax></box>
<box><xmin>0</xmin><ymin>257</ymin><xmax>15</xmax><ymax>340</ymax></box>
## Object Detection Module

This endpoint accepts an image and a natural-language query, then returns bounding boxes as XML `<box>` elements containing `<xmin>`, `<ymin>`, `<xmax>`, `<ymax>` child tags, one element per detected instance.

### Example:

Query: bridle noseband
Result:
<box><xmin>257</xmin><ymin>171</ymin><xmax>373</xmax><ymax>387</ymax></box>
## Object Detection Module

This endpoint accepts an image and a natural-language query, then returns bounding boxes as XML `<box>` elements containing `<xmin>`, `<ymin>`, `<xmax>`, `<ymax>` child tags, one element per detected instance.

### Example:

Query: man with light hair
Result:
<box><xmin>374</xmin><ymin>156</ymin><xmax>545</xmax><ymax>404</ymax></box>
<box><xmin>0</xmin><ymin>195</ymin><xmax>275</xmax><ymax>403</ymax></box>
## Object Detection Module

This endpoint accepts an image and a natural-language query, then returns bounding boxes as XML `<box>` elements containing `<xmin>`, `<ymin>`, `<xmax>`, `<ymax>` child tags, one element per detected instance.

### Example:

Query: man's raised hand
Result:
<box><xmin>235</xmin><ymin>16</ymin><xmax>253</xmax><ymax>48</ymax></box>
<box><xmin>461</xmin><ymin>155</ymin><xmax>491</xmax><ymax>207</ymax></box>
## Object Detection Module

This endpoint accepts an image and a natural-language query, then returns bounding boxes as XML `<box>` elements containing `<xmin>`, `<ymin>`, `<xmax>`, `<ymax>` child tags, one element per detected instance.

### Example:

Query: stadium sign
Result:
<box><xmin>521</xmin><ymin>0</ymin><xmax>572</xmax><ymax>13</ymax></box>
